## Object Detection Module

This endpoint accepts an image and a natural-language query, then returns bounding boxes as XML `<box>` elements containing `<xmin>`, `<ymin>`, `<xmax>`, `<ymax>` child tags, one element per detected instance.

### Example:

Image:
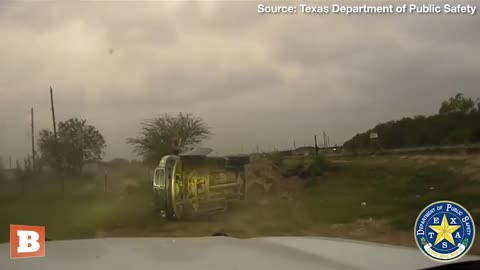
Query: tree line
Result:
<box><xmin>34</xmin><ymin>113</ymin><xmax>210</xmax><ymax>175</ymax></box>
<box><xmin>16</xmin><ymin>92</ymin><xmax>479</xmax><ymax>175</ymax></box>
<box><xmin>344</xmin><ymin>93</ymin><xmax>480</xmax><ymax>150</ymax></box>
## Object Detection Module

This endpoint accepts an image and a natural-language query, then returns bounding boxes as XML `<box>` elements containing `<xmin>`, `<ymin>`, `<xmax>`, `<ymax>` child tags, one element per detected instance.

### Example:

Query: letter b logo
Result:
<box><xmin>10</xmin><ymin>224</ymin><xmax>45</xmax><ymax>259</ymax></box>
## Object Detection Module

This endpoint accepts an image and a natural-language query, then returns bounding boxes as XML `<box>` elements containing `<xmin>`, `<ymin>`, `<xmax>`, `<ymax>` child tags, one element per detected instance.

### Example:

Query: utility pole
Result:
<box><xmin>323</xmin><ymin>131</ymin><xmax>326</xmax><ymax>148</ymax></box>
<box><xmin>50</xmin><ymin>87</ymin><xmax>57</xmax><ymax>141</ymax></box>
<box><xmin>293</xmin><ymin>140</ymin><xmax>296</xmax><ymax>150</ymax></box>
<box><xmin>50</xmin><ymin>86</ymin><xmax>63</xmax><ymax>194</ymax></box>
<box><xmin>314</xmin><ymin>135</ymin><xmax>319</xmax><ymax>155</ymax></box>
<box><xmin>31</xmin><ymin>108</ymin><xmax>36</xmax><ymax>171</ymax></box>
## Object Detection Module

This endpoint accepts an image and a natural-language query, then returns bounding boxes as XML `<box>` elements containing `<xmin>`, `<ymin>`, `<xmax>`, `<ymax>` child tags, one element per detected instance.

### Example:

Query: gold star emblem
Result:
<box><xmin>429</xmin><ymin>214</ymin><xmax>461</xmax><ymax>245</ymax></box>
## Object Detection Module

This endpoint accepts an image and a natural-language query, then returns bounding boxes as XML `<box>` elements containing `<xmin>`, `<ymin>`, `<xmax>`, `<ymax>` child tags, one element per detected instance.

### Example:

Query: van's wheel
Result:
<box><xmin>163</xmin><ymin>156</ymin><xmax>185</xmax><ymax>220</ymax></box>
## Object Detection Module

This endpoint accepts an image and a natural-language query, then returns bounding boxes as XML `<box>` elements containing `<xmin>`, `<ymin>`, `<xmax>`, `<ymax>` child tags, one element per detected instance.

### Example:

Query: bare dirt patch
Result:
<box><xmin>245</xmin><ymin>159</ymin><xmax>304</xmax><ymax>201</ymax></box>
<box><xmin>463</xmin><ymin>155</ymin><xmax>480</xmax><ymax>181</ymax></box>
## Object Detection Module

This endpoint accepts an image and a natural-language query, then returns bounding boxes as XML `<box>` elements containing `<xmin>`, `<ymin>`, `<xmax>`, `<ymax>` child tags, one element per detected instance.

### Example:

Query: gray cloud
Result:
<box><xmin>0</xmin><ymin>1</ymin><xmax>479</xmax><ymax>162</ymax></box>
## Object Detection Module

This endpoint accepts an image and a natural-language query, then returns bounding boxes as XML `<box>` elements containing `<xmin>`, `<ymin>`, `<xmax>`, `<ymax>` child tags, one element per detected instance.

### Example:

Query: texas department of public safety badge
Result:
<box><xmin>414</xmin><ymin>200</ymin><xmax>475</xmax><ymax>262</ymax></box>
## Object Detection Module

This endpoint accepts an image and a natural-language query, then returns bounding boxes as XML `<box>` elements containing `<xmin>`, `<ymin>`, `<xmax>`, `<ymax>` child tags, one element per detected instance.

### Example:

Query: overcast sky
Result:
<box><xmin>0</xmin><ymin>1</ymin><xmax>479</xmax><ymax>163</ymax></box>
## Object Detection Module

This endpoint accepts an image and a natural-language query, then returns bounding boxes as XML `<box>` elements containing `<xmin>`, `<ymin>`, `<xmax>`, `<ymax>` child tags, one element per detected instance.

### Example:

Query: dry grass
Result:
<box><xmin>1</xmin><ymin>154</ymin><xmax>480</xmax><ymax>255</ymax></box>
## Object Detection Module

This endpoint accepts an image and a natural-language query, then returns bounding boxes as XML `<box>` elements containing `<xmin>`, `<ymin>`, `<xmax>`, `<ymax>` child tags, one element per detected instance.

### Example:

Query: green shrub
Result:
<box><xmin>124</xmin><ymin>184</ymin><xmax>138</xmax><ymax>195</ymax></box>
<box><xmin>304</xmin><ymin>155</ymin><xmax>340</xmax><ymax>187</ymax></box>
<box><xmin>270</xmin><ymin>151</ymin><xmax>284</xmax><ymax>167</ymax></box>
<box><xmin>284</xmin><ymin>162</ymin><xmax>309</xmax><ymax>178</ymax></box>
<box><xmin>307</xmin><ymin>155</ymin><xmax>338</xmax><ymax>176</ymax></box>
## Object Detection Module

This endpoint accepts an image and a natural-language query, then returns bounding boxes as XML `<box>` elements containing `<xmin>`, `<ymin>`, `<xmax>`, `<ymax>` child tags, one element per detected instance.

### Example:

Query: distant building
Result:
<box><xmin>1</xmin><ymin>169</ymin><xmax>17</xmax><ymax>181</ymax></box>
<box><xmin>279</xmin><ymin>150</ymin><xmax>293</xmax><ymax>156</ymax></box>
<box><xmin>41</xmin><ymin>165</ymin><xmax>53</xmax><ymax>174</ymax></box>
<box><xmin>325</xmin><ymin>146</ymin><xmax>345</xmax><ymax>153</ymax></box>
<box><xmin>292</xmin><ymin>146</ymin><xmax>317</xmax><ymax>156</ymax></box>
<box><xmin>109</xmin><ymin>158</ymin><xmax>130</xmax><ymax>167</ymax></box>
<box><xmin>81</xmin><ymin>162</ymin><xmax>100</xmax><ymax>177</ymax></box>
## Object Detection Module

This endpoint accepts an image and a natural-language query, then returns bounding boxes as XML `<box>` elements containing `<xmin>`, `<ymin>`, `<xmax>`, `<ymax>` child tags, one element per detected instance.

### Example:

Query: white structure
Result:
<box><xmin>81</xmin><ymin>162</ymin><xmax>100</xmax><ymax>177</ymax></box>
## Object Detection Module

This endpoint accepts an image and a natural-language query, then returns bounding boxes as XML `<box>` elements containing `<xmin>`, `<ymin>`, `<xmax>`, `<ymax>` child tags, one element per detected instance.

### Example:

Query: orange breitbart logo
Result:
<box><xmin>10</xmin><ymin>224</ymin><xmax>45</xmax><ymax>259</ymax></box>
